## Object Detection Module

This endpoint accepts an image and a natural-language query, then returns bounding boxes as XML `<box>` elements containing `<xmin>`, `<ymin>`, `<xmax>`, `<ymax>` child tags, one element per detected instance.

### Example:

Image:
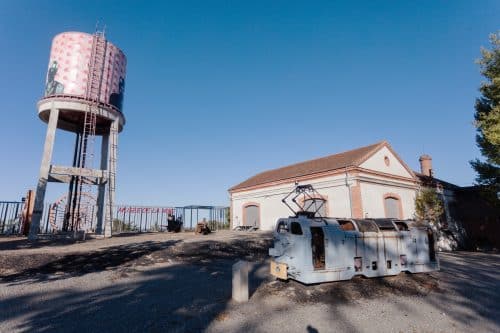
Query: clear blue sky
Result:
<box><xmin>0</xmin><ymin>1</ymin><xmax>498</xmax><ymax>206</ymax></box>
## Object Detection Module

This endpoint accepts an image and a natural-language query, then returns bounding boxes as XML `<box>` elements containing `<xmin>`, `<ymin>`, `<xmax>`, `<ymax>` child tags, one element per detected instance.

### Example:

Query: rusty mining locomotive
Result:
<box><xmin>269</xmin><ymin>184</ymin><xmax>439</xmax><ymax>284</ymax></box>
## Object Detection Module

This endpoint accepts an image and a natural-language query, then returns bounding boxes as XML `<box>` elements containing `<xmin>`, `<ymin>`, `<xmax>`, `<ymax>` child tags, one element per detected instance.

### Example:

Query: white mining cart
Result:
<box><xmin>269</xmin><ymin>185</ymin><xmax>439</xmax><ymax>284</ymax></box>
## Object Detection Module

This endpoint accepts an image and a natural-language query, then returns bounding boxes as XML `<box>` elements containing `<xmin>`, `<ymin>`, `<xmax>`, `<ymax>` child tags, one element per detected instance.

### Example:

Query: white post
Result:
<box><xmin>232</xmin><ymin>260</ymin><xmax>249</xmax><ymax>302</ymax></box>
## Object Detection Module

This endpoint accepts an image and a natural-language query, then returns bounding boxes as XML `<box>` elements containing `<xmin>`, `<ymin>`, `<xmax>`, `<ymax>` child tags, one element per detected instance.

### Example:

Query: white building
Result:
<box><xmin>229</xmin><ymin>141</ymin><xmax>421</xmax><ymax>231</ymax></box>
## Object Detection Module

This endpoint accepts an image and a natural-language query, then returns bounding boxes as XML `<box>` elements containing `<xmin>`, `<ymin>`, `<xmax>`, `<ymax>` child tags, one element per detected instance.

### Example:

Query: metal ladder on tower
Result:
<box><xmin>75</xmin><ymin>30</ymin><xmax>106</xmax><ymax>231</ymax></box>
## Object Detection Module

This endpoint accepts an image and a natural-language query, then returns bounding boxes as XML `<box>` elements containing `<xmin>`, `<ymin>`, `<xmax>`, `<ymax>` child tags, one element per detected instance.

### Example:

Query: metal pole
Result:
<box><xmin>65</xmin><ymin>133</ymin><xmax>81</xmax><ymax>231</ymax></box>
<box><xmin>104</xmin><ymin>119</ymin><xmax>119</xmax><ymax>238</ymax></box>
<box><xmin>75</xmin><ymin>132</ymin><xmax>89</xmax><ymax>231</ymax></box>
<box><xmin>211</xmin><ymin>208</ymin><xmax>214</xmax><ymax>231</ymax></box>
<box><xmin>12</xmin><ymin>203</ymin><xmax>20</xmax><ymax>234</ymax></box>
<box><xmin>0</xmin><ymin>203</ymin><xmax>6</xmax><ymax>234</ymax></box>
<box><xmin>96</xmin><ymin>132</ymin><xmax>109</xmax><ymax>234</ymax></box>
<box><xmin>72</xmin><ymin>131</ymin><xmax>84</xmax><ymax>230</ymax></box>
<box><xmin>183</xmin><ymin>207</ymin><xmax>186</xmax><ymax>230</ymax></box>
<box><xmin>90</xmin><ymin>205</ymin><xmax>95</xmax><ymax>231</ymax></box>
<box><xmin>156</xmin><ymin>208</ymin><xmax>159</xmax><ymax>231</ymax></box>
<box><xmin>122</xmin><ymin>208</ymin><xmax>126</xmax><ymax>231</ymax></box>
<box><xmin>128</xmin><ymin>209</ymin><xmax>131</xmax><ymax>231</ymax></box>
<box><xmin>160</xmin><ymin>209</ymin><xmax>164</xmax><ymax>230</ymax></box>
<box><xmin>3</xmin><ymin>203</ymin><xmax>11</xmax><ymax>232</ymax></box>
<box><xmin>139</xmin><ymin>208</ymin><xmax>143</xmax><ymax>232</ymax></box>
<box><xmin>52</xmin><ymin>205</ymin><xmax>59</xmax><ymax>233</ymax></box>
<box><xmin>44</xmin><ymin>204</ymin><xmax>50</xmax><ymax>233</ymax></box>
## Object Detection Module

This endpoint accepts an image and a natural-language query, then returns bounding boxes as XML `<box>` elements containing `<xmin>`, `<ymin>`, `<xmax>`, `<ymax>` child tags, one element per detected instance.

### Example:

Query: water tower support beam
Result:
<box><xmin>95</xmin><ymin>130</ymin><xmax>109</xmax><ymax>234</ymax></box>
<box><xmin>29</xmin><ymin>107</ymin><xmax>60</xmax><ymax>240</ymax></box>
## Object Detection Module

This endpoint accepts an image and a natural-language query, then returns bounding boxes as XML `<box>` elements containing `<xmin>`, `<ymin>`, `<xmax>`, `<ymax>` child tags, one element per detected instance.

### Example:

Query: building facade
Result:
<box><xmin>229</xmin><ymin>141</ymin><xmax>421</xmax><ymax>231</ymax></box>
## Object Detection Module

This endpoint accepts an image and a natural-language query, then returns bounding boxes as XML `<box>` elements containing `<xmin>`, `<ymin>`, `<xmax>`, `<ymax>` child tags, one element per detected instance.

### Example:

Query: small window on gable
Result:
<box><xmin>291</xmin><ymin>222</ymin><xmax>303</xmax><ymax>235</ymax></box>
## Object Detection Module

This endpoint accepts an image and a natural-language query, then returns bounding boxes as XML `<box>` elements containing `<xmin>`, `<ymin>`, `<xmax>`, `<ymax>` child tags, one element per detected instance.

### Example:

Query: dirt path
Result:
<box><xmin>0</xmin><ymin>232</ymin><xmax>498</xmax><ymax>332</ymax></box>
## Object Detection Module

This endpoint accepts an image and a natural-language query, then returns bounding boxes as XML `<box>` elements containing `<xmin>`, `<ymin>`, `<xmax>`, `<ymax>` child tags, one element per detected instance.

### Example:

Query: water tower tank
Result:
<box><xmin>38</xmin><ymin>31</ymin><xmax>126</xmax><ymax>134</ymax></box>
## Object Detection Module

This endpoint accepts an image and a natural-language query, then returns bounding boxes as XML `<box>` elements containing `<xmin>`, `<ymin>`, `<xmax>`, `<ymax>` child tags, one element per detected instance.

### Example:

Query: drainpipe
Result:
<box><xmin>346</xmin><ymin>167</ymin><xmax>353</xmax><ymax>218</ymax></box>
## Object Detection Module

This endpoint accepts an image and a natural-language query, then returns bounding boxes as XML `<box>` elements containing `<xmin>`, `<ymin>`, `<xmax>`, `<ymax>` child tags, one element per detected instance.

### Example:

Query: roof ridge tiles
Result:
<box><xmin>230</xmin><ymin>140</ymin><xmax>386</xmax><ymax>191</ymax></box>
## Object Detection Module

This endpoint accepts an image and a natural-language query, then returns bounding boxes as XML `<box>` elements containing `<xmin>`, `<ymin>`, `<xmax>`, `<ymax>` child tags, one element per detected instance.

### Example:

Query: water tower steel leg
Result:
<box><xmin>64</xmin><ymin>133</ymin><xmax>81</xmax><ymax>232</ymax></box>
<box><xmin>29</xmin><ymin>107</ymin><xmax>60</xmax><ymax>240</ymax></box>
<box><xmin>96</xmin><ymin>131</ymin><xmax>109</xmax><ymax>234</ymax></box>
<box><xmin>104</xmin><ymin>119</ymin><xmax>118</xmax><ymax>238</ymax></box>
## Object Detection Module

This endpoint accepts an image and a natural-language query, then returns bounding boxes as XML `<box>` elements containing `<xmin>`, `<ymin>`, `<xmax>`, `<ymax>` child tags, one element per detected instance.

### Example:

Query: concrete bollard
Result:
<box><xmin>232</xmin><ymin>260</ymin><xmax>249</xmax><ymax>302</ymax></box>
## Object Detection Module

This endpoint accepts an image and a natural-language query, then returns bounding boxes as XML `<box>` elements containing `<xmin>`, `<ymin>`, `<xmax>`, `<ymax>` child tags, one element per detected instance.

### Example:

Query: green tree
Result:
<box><xmin>470</xmin><ymin>32</ymin><xmax>500</xmax><ymax>196</ymax></box>
<box><xmin>415</xmin><ymin>188</ymin><xmax>444</xmax><ymax>225</ymax></box>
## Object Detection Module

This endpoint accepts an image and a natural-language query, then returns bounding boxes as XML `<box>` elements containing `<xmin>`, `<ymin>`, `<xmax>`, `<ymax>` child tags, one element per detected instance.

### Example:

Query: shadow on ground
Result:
<box><xmin>1</xmin><ymin>262</ymin><xmax>242</xmax><ymax>332</ymax></box>
<box><xmin>1</xmin><ymin>232</ymin><xmax>499</xmax><ymax>333</ymax></box>
<box><xmin>0</xmin><ymin>259</ymin><xmax>269</xmax><ymax>332</ymax></box>
<box><xmin>0</xmin><ymin>236</ymin><xmax>80</xmax><ymax>251</ymax></box>
<box><xmin>0</xmin><ymin>240</ymin><xmax>180</xmax><ymax>284</ymax></box>
<box><xmin>0</xmin><ymin>232</ymin><xmax>167</xmax><ymax>251</ymax></box>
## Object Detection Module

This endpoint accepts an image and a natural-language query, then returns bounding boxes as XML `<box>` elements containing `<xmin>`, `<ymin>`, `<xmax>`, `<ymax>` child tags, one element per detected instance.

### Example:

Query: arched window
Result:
<box><xmin>384</xmin><ymin>195</ymin><xmax>401</xmax><ymax>219</ymax></box>
<box><xmin>243</xmin><ymin>204</ymin><xmax>260</xmax><ymax>227</ymax></box>
<box><xmin>303</xmin><ymin>198</ymin><xmax>327</xmax><ymax>217</ymax></box>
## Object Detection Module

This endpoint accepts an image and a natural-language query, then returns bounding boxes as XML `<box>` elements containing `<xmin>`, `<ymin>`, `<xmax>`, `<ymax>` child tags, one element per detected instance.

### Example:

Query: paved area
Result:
<box><xmin>0</xmin><ymin>231</ymin><xmax>498</xmax><ymax>333</ymax></box>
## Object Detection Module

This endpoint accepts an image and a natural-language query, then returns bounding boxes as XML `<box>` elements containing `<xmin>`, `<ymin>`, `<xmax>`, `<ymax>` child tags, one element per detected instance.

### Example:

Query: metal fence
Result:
<box><xmin>112</xmin><ymin>206</ymin><xmax>184</xmax><ymax>232</ymax></box>
<box><xmin>0</xmin><ymin>201</ymin><xmax>60</xmax><ymax>235</ymax></box>
<box><xmin>0</xmin><ymin>201</ymin><xmax>24</xmax><ymax>234</ymax></box>
<box><xmin>0</xmin><ymin>201</ymin><xmax>230</xmax><ymax>235</ymax></box>
<box><xmin>112</xmin><ymin>205</ymin><xmax>230</xmax><ymax>233</ymax></box>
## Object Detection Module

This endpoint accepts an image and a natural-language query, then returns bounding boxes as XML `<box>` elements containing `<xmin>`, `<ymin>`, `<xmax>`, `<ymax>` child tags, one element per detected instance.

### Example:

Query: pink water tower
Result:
<box><xmin>29</xmin><ymin>31</ymin><xmax>127</xmax><ymax>239</ymax></box>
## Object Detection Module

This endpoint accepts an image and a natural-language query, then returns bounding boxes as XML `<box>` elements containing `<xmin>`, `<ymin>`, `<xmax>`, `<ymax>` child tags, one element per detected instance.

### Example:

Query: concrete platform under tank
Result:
<box><xmin>37</xmin><ymin>96</ymin><xmax>125</xmax><ymax>135</ymax></box>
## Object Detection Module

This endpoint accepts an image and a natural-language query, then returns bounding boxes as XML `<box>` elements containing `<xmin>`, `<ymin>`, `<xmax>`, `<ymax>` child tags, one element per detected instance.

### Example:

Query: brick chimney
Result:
<box><xmin>419</xmin><ymin>154</ymin><xmax>433</xmax><ymax>177</ymax></box>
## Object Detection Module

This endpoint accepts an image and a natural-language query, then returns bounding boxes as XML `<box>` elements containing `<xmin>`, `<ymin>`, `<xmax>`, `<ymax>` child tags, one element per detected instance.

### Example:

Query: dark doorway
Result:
<box><xmin>311</xmin><ymin>227</ymin><xmax>325</xmax><ymax>270</ymax></box>
<box><xmin>428</xmin><ymin>228</ymin><xmax>436</xmax><ymax>262</ymax></box>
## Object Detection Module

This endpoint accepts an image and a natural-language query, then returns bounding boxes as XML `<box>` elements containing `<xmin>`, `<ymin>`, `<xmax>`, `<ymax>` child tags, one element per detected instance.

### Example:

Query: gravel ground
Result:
<box><xmin>208</xmin><ymin>251</ymin><xmax>500</xmax><ymax>333</ymax></box>
<box><xmin>0</xmin><ymin>231</ymin><xmax>498</xmax><ymax>333</ymax></box>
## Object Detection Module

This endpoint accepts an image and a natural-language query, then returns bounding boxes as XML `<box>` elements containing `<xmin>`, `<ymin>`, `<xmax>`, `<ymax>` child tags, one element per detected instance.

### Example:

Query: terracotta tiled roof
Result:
<box><xmin>230</xmin><ymin>141</ymin><xmax>387</xmax><ymax>191</ymax></box>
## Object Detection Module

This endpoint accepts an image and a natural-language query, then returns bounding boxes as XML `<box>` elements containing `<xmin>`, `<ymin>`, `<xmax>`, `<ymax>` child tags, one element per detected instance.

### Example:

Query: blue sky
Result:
<box><xmin>0</xmin><ymin>1</ymin><xmax>498</xmax><ymax>206</ymax></box>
